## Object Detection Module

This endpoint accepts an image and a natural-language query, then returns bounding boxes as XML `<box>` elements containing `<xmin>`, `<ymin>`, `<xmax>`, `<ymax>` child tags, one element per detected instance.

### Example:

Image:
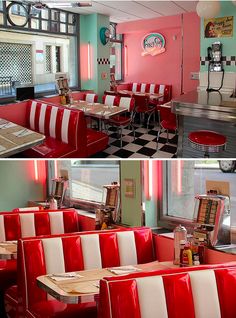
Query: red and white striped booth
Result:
<box><xmin>5</xmin><ymin>227</ymin><xmax>154</xmax><ymax>318</ymax></box>
<box><xmin>0</xmin><ymin>100</ymin><xmax>108</xmax><ymax>158</ymax></box>
<box><xmin>99</xmin><ymin>262</ymin><xmax>236</xmax><ymax>318</ymax></box>
<box><xmin>0</xmin><ymin>209</ymin><xmax>79</xmax><ymax>293</ymax></box>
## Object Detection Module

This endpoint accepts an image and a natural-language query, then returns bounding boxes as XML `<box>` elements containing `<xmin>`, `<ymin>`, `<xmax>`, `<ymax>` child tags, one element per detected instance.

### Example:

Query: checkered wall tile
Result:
<box><xmin>0</xmin><ymin>42</ymin><xmax>32</xmax><ymax>84</ymax></box>
<box><xmin>200</xmin><ymin>56</ymin><xmax>236</xmax><ymax>66</ymax></box>
<box><xmin>97</xmin><ymin>58</ymin><xmax>110</xmax><ymax>65</ymax></box>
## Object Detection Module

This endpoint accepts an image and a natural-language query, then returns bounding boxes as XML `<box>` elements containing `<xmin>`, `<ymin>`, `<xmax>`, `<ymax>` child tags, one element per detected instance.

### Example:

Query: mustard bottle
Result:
<box><xmin>181</xmin><ymin>243</ymin><xmax>193</xmax><ymax>267</ymax></box>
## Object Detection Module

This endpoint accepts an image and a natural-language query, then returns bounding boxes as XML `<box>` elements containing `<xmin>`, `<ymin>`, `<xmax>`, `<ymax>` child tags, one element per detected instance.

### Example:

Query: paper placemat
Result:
<box><xmin>107</xmin><ymin>266</ymin><xmax>142</xmax><ymax>275</ymax></box>
<box><xmin>6</xmin><ymin>132</ymin><xmax>43</xmax><ymax>145</ymax></box>
<box><xmin>59</xmin><ymin>281</ymin><xmax>100</xmax><ymax>294</ymax></box>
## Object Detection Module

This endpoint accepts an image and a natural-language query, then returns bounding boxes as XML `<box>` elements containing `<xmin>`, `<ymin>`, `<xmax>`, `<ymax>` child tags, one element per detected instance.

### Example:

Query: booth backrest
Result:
<box><xmin>0</xmin><ymin>209</ymin><xmax>79</xmax><ymax>241</ymax></box>
<box><xmin>18</xmin><ymin>227</ymin><xmax>154</xmax><ymax>309</ymax></box>
<box><xmin>100</xmin><ymin>262</ymin><xmax>236</xmax><ymax>318</ymax></box>
<box><xmin>26</xmin><ymin>100</ymin><xmax>79</xmax><ymax>147</ymax></box>
<box><xmin>12</xmin><ymin>207</ymin><xmax>41</xmax><ymax>212</ymax></box>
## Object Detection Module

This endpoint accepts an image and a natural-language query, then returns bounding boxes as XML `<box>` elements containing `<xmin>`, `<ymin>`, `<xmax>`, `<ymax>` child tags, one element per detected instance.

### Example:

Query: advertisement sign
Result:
<box><xmin>204</xmin><ymin>16</ymin><xmax>233</xmax><ymax>38</ymax></box>
<box><xmin>141</xmin><ymin>33</ymin><xmax>166</xmax><ymax>57</ymax></box>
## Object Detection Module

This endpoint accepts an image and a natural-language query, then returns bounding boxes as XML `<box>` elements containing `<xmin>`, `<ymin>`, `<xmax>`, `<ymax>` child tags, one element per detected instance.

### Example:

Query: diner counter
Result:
<box><xmin>171</xmin><ymin>90</ymin><xmax>236</xmax><ymax>158</ymax></box>
<box><xmin>172</xmin><ymin>90</ymin><xmax>236</xmax><ymax>122</ymax></box>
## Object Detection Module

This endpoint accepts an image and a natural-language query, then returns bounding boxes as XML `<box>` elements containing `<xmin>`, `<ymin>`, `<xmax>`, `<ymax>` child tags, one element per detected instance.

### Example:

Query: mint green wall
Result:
<box><xmin>145</xmin><ymin>198</ymin><xmax>157</xmax><ymax>228</ymax></box>
<box><xmin>80</xmin><ymin>14</ymin><xmax>110</xmax><ymax>100</ymax></box>
<box><xmin>201</xmin><ymin>1</ymin><xmax>236</xmax><ymax>71</ymax></box>
<box><xmin>120</xmin><ymin>161</ymin><xmax>142</xmax><ymax>226</ymax></box>
<box><xmin>0</xmin><ymin>161</ymin><xmax>45</xmax><ymax>211</ymax></box>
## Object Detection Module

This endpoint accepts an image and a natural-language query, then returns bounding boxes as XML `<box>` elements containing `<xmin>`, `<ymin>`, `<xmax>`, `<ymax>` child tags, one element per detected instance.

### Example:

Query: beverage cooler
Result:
<box><xmin>193</xmin><ymin>194</ymin><xmax>231</xmax><ymax>247</ymax></box>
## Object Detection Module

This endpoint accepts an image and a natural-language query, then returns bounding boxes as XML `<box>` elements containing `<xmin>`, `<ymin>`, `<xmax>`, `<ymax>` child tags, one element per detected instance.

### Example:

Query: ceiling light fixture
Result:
<box><xmin>46</xmin><ymin>1</ymin><xmax>92</xmax><ymax>8</ymax></box>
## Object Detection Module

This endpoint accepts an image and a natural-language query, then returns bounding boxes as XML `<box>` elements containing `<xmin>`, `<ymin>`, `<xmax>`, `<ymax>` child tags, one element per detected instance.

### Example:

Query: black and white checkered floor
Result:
<box><xmin>91</xmin><ymin>124</ymin><xmax>178</xmax><ymax>158</ymax></box>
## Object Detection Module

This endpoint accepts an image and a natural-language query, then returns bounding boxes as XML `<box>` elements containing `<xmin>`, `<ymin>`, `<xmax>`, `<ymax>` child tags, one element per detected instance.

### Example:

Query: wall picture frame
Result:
<box><xmin>124</xmin><ymin>178</ymin><xmax>135</xmax><ymax>198</ymax></box>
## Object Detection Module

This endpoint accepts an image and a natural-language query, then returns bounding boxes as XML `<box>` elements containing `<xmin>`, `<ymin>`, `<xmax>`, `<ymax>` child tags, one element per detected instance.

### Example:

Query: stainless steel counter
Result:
<box><xmin>172</xmin><ymin>90</ymin><xmax>236</xmax><ymax>123</ymax></box>
<box><xmin>171</xmin><ymin>90</ymin><xmax>236</xmax><ymax>158</ymax></box>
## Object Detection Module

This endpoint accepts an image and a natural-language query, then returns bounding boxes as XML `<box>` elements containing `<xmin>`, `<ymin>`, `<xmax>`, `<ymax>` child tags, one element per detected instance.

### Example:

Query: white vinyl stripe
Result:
<box><xmin>117</xmin><ymin>232</ymin><xmax>137</xmax><ymax>265</ymax></box>
<box><xmin>0</xmin><ymin>215</ymin><xmax>6</xmax><ymax>242</ymax></box>
<box><xmin>132</xmin><ymin>83</ymin><xmax>138</xmax><ymax>92</ymax></box>
<box><xmin>49</xmin><ymin>106</ymin><xmax>58</xmax><ymax>138</ymax></box>
<box><xmin>86</xmin><ymin>94</ymin><xmax>96</xmax><ymax>103</ymax></box>
<box><xmin>29</xmin><ymin>101</ymin><xmax>37</xmax><ymax>130</ymax></box>
<box><xmin>81</xmin><ymin>234</ymin><xmax>102</xmax><ymax>270</ymax></box>
<box><xmin>42</xmin><ymin>238</ymin><xmax>65</xmax><ymax>274</ymax></box>
<box><xmin>20</xmin><ymin>214</ymin><xmax>36</xmax><ymax>238</ymax></box>
<box><xmin>136</xmin><ymin>276</ymin><xmax>168</xmax><ymax>318</ymax></box>
<box><xmin>61</xmin><ymin>109</ymin><xmax>70</xmax><ymax>143</ymax></box>
<box><xmin>105</xmin><ymin>95</ymin><xmax>115</xmax><ymax>106</ymax></box>
<box><xmin>38</xmin><ymin>103</ymin><xmax>47</xmax><ymax>134</ymax></box>
<box><xmin>159</xmin><ymin>85</ymin><xmax>165</xmax><ymax>94</ymax></box>
<box><xmin>119</xmin><ymin>97</ymin><xmax>131</xmax><ymax>110</ymax></box>
<box><xmin>18</xmin><ymin>207</ymin><xmax>40</xmax><ymax>211</ymax></box>
<box><xmin>140</xmin><ymin>84</ymin><xmax>146</xmax><ymax>93</ymax></box>
<box><xmin>189</xmin><ymin>270</ymin><xmax>221</xmax><ymax>318</ymax></box>
<box><xmin>149</xmin><ymin>84</ymin><xmax>155</xmax><ymax>94</ymax></box>
<box><xmin>49</xmin><ymin>212</ymin><xmax>64</xmax><ymax>234</ymax></box>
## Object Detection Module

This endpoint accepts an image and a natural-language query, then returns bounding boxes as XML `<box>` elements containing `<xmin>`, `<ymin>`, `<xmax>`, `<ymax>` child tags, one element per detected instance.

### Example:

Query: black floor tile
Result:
<box><xmin>159</xmin><ymin>144</ymin><xmax>177</xmax><ymax>154</ymax></box>
<box><xmin>132</xmin><ymin>138</ymin><xmax>150</xmax><ymax>146</ymax></box>
<box><xmin>112</xmin><ymin>149</ymin><xmax>134</xmax><ymax>158</ymax></box>
<box><xmin>137</xmin><ymin>147</ymin><xmax>157</xmax><ymax>157</ymax></box>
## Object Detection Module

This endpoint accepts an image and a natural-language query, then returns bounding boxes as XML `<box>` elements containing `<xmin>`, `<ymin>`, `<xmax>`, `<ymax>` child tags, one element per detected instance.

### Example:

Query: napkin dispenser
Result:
<box><xmin>193</xmin><ymin>194</ymin><xmax>231</xmax><ymax>247</ymax></box>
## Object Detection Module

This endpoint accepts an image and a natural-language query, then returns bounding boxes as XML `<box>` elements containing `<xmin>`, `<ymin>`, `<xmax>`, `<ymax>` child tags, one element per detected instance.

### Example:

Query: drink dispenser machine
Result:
<box><xmin>193</xmin><ymin>194</ymin><xmax>231</xmax><ymax>247</ymax></box>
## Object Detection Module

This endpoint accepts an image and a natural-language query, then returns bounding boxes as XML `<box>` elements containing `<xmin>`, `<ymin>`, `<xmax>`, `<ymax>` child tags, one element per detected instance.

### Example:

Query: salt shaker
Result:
<box><xmin>173</xmin><ymin>224</ymin><xmax>187</xmax><ymax>265</ymax></box>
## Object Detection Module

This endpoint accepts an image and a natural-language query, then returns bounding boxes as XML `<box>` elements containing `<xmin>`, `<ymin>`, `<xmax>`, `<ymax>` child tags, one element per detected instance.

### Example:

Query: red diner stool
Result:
<box><xmin>188</xmin><ymin>130</ymin><xmax>227</xmax><ymax>157</ymax></box>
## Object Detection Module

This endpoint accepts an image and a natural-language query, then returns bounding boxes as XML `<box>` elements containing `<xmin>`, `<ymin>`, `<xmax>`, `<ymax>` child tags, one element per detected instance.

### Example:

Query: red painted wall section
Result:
<box><xmin>117</xmin><ymin>12</ymin><xmax>200</xmax><ymax>98</ymax></box>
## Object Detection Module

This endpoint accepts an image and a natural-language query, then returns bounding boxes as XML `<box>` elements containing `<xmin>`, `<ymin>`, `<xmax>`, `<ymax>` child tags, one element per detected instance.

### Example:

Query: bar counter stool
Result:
<box><xmin>188</xmin><ymin>130</ymin><xmax>227</xmax><ymax>157</ymax></box>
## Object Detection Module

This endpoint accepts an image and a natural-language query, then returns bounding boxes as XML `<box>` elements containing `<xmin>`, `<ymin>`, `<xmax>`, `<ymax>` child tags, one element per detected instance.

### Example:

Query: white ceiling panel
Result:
<box><xmin>60</xmin><ymin>1</ymin><xmax>198</xmax><ymax>23</ymax></box>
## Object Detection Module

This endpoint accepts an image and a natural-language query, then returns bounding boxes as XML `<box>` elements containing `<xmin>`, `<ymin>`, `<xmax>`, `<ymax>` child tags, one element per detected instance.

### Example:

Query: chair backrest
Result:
<box><xmin>102</xmin><ymin>94</ymin><xmax>118</xmax><ymax>106</ymax></box>
<box><xmin>118</xmin><ymin>97</ymin><xmax>135</xmax><ymax>112</ymax></box>
<box><xmin>27</xmin><ymin>100</ymin><xmax>79</xmax><ymax>147</ymax></box>
<box><xmin>18</xmin><ymin>227</ymin><xmax>154</xmax><ymax>310</ymax></box>
<box><xmin>133</xmin><ymin>94</ymin><xmax>149</xmax><ymax>112</ymax></box>
<box><xmin>100</xmin><ymin>262</ymin><xmax>236</xmax><ymax>318</ymax></box>
<box><xmin>158</xmin><ymin>85</ymin><xmax>172</xmax><ymax>103</ymax></box>
<box><xmin>0</xmin><ymin>209</ymin><xmax>79</xmax><ymax>241</ymax></box>
<box><xmin>158</xmin><ymin>105</ymin><xmax>176</xmax><ymax>124</ymax></box>
<box><xmin>84</xmin><ymin>93</ymin><xmax>98</xmax><ymax>103</ymax></box>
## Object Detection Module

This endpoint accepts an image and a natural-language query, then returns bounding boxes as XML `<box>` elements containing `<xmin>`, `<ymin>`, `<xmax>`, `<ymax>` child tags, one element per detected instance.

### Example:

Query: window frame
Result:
<box><xmin>157</xmin><ymin>161</ymin><xmax>223</xmax><ymax>231</ymax></box>
<box><xmin>69</xmin><ymin>161</ymin><xmax>121</xmax><ymax>212</ymax></box>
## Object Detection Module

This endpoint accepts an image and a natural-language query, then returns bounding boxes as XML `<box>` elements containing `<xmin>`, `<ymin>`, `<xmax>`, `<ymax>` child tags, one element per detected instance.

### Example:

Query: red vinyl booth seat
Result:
<box><xmin>5</xmin><ymin>227</ymin><xmax>154</xmax><ymax>318</ymax></box>
<box><xmin>0</xmin><ymin>100</ymin><xmax>108</xmax><ymax>158</ymax></box>
<box><xmin>99</xmin><ymin>262</ymin><xmax>236</xmax><ymax>318</ymax></box>
<box><xmin>0</xmin><ymin>209</ymin><xmax>79</xmax><ymax>293</ymax></box>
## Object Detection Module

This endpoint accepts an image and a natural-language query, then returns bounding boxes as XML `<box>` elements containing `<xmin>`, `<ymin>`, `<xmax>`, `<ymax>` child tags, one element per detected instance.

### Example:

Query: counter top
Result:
<box><xmin>172</xmin><ymin>90</ymin><xmax>236</xmax><ymax>122</ymax></box>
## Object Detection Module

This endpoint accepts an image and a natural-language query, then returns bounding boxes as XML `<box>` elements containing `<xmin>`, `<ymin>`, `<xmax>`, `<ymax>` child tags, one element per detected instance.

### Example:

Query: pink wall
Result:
<box><xmin>117</xmin><ymin>12</ymin><xmax>200</xmax><ymax>98</ymax></box>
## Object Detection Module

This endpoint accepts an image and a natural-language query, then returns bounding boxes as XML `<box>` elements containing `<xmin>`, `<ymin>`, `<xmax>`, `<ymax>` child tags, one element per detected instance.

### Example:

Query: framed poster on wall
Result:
<box><xmin>124</xmin><ymin>178</ymin><xmax>135</xmax><ymax>198</ymax></box>
<box><xmin>204</xmin><ymin>16</ymin><xmax>233</xmax><ymax>38</ymax></box>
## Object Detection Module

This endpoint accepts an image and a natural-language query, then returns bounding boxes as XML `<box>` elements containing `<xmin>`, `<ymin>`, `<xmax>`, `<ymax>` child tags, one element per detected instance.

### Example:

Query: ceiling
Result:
<box><xmin>59</xmin><ymin>1</ymin><xmax>198</xmax><ymax>23</ymax></box>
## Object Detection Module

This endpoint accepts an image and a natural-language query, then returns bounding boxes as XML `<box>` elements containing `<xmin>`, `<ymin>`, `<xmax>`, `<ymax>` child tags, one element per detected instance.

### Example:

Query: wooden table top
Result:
<box><xmin>37</xmin><ymin>261</ymin><xmax>177</xmax><ymax>304</ymax></box>
<box><xmin>0</xmin><ymin>242</ymin><xmax>17</xmax><ymax>260</ymax></box>
<box><xmin>0</xmin><ymin>119</ymin><xmax>45</xmax><ymax>158</ymax></box>
<box><xmin>63</xmin><ymin>101</ymin><xmax>127</xmax><ymax>120</ymax></box>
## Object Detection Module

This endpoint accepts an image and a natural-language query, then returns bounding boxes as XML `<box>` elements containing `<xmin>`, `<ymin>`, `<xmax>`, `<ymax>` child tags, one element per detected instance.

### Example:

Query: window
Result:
<box><xmin>55</xmin><ymin>46</ymin><xmax>61</xmax><ymax>73</ymax></box>
<box><xmin>45</xmin><ymin>45</ymin><xmax>52</xmax><ymax>73</ymax></box>
<box><xmin>159</xmin><ymin>160</ymin><xmax>236</xmax><ymax>229</ymax></box>
<box><xmin>70</xmin><ymin>161</ymin><xmax>120</xmax><ymax>205</ymax></box>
